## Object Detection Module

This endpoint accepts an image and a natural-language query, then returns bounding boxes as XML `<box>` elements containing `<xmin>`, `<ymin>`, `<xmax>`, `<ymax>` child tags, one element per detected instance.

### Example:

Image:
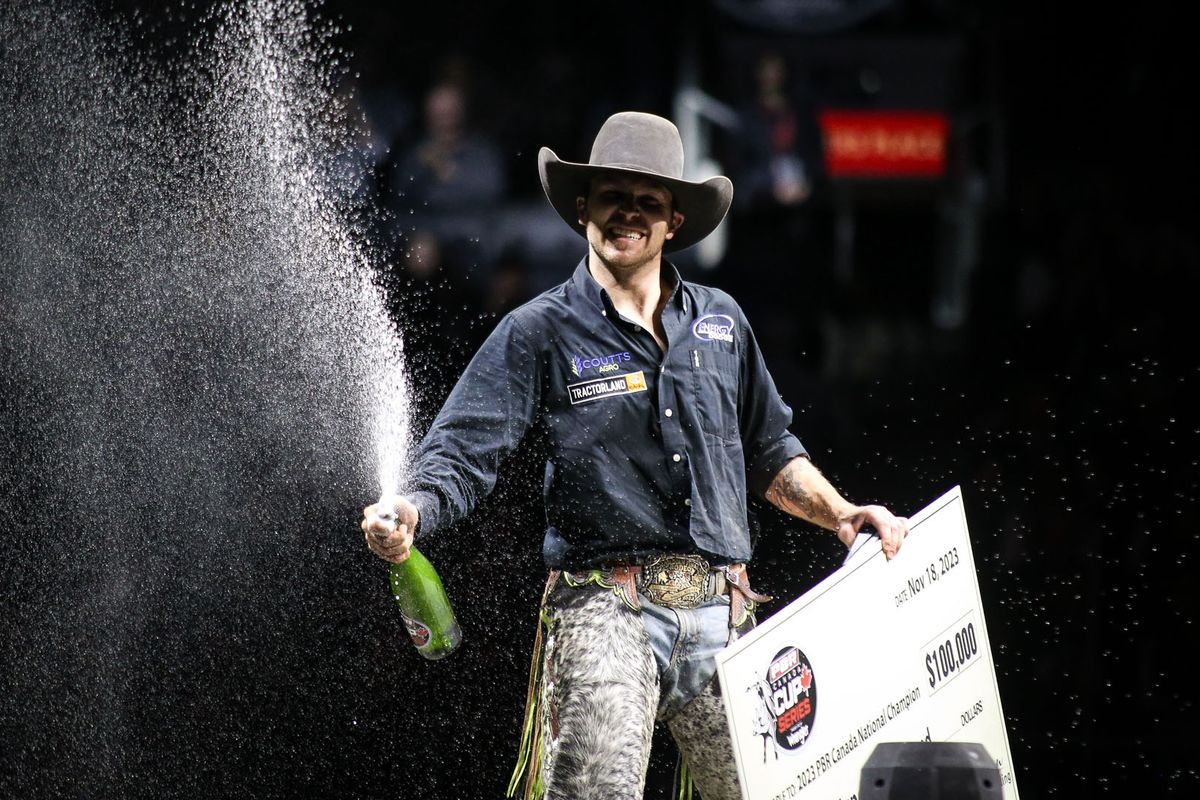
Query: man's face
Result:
<box><xmin>577</xmin><ymin>174</ymin><xmax>684</xmax><ymax>273</ymax></box>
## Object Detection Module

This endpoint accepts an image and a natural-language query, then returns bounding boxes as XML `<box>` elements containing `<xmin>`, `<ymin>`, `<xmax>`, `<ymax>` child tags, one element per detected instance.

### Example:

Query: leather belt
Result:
<box><xmin>604</xmin><ymin>553</ymin><xmax>771</xmax><ymax>611</ymax></box>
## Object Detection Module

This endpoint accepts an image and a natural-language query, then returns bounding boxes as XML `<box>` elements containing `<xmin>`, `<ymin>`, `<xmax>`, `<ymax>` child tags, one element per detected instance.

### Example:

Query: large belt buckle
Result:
<box><xmin>641</xmin><ymin>554</ymin><xmax>709</xmax><ymax>609</ymax></box>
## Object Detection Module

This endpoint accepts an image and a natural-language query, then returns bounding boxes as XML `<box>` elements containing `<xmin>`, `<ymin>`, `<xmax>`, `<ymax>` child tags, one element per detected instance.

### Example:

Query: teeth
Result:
<box><xmin>612</xmin><ymin>228</ymin><xmax>644</xmax><ymax>240</ymax></box>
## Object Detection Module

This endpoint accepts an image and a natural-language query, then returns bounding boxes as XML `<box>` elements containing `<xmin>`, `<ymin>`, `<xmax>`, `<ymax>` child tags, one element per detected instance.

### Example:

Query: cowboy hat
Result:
<box><xmin>538</xmin><ymin>111</ymin><xmax>733</xmax><ymax>253</ymax></box>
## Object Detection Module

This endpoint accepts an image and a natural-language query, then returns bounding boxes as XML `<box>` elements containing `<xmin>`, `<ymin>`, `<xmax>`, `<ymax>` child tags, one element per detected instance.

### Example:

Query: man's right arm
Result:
<box><xmin>363</xmin><ymin>312</ymin><xmax>543</xmax><ymax>562</ymax></box>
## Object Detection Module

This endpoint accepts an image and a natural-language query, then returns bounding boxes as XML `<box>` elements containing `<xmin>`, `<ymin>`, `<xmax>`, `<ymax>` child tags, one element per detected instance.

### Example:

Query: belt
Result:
<box><xmin>597</xmin><ymin>553</ymin><xmax>771</xmax><ymax>611</ymax></box>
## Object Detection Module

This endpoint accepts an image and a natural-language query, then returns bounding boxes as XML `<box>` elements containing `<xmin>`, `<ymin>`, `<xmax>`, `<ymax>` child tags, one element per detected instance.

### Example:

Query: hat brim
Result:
<box><xmin>538</xmin><ymin>147</ymin><xmax>733</xmax><ymax>253</ymax></box>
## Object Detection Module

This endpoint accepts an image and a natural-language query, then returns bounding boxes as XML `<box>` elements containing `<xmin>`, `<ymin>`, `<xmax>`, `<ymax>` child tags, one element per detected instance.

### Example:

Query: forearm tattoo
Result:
<box><xmin>765</xmin><ymin>460</ymin><xmax>837</xmax><ymax>529</ymax></box>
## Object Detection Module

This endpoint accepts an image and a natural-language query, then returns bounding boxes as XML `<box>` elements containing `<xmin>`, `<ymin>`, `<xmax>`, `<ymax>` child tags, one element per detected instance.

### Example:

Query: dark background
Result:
<box><xmin>3</xmin><ymin>0</ymin><xmax>1197</xmax><ymax>797</ymax></box>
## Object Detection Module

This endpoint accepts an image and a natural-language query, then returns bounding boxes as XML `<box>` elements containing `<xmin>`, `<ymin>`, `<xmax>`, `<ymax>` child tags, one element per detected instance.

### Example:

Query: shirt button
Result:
<box><xmin>633</xmin><ymin>325</ymin><xmax>641</xmax><ymax>332</ymax></box>
<box><xmin>684</xmin><ymin>498</ymin><xmax>692</xmax><ymax>507</ymax></box>
<box><xmin>672</xmin><ymin>453</ymin><xmax>682</xmax><ymax>463</ymax></box>
<box><xmin>664</xmin><ymin>408</ymin><xmax>673</xmax><ymax>417</ymax></box>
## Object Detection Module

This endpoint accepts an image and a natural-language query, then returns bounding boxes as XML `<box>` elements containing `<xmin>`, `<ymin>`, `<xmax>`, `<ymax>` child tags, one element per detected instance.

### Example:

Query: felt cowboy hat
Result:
<box><xmin>538</xmin><ymin>111</ymin><xmax>734</xmax><ymax>253</ymax></box>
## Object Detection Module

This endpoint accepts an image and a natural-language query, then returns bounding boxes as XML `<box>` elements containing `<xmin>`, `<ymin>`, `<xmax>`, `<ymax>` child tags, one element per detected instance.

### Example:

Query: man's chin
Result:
<box><xmin>593</xmin><ymin>241</ymin><xmax>657</xmax><ymax>271</ymax></box>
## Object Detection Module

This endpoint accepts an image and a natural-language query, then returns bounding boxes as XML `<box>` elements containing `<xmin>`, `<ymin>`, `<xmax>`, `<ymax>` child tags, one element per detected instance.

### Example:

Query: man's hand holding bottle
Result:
<box><xmin>362</xmin><ymin>496</ymin><xmax>419</xmax><ymax>564</ymax></box>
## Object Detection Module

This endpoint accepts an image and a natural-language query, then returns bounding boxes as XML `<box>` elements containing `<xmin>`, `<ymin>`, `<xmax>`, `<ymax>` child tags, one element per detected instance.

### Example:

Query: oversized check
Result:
<box><xmin>716</xmin><ymin>486</ymin><xmax>1019</xmax><ymax>800</ymax></box>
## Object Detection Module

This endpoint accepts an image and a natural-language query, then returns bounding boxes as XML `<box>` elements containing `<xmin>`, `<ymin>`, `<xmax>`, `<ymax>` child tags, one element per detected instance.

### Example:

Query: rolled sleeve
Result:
<box><xmin>736</xmin><ymin>310</ymin><xmax>808</xmax><ymax>498</ymax></box>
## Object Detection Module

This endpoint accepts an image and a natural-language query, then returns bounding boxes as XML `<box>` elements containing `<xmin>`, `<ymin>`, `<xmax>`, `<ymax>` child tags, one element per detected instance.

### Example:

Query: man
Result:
<box><xmin>363</xmin><ymin>112</ymin><xmax>908</xmax><ymax>800</ymax></box>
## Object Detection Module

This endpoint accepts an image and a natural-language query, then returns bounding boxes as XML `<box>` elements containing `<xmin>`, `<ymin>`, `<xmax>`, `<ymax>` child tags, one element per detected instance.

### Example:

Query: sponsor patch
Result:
<box><xmin>692</xmin><ymin>313</ymin><xmax>735</xmax><ymax>344</ymax></box>
<box><xmin>567</xmin><ymin>370</ymin><xmax>647</xmax><ymax>405</ymax></box>
<box><xmin>571</xmin><ymin>350</ymin><xmax>632</xmax><ymax>376</ymax></box>
<box><xmin>746</xmin><ymin>645</ymin><xmax>818</xmax><ymax>758</ymax></box>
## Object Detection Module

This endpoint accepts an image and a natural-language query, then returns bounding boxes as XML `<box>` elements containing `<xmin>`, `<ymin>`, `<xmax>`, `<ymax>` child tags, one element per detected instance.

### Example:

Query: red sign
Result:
<box><xmin>818</xmin><ymin>110</ymin><xmax>949</xmax><ymax>178</ymax></box>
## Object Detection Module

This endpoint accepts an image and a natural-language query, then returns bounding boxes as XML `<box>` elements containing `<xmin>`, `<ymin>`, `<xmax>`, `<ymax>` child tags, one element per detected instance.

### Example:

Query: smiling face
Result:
<box><xmin>577</xmin><ymin>173</ymin><xmax>685</xmax><ymax>274</ymax></box>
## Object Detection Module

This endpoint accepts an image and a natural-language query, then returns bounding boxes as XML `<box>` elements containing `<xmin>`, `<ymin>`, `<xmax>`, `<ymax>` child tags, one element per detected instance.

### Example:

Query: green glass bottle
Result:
<box><xmin>386</xmin><ymin>545</ymin><xmax>462</xmax><ymax>660</ymax></box>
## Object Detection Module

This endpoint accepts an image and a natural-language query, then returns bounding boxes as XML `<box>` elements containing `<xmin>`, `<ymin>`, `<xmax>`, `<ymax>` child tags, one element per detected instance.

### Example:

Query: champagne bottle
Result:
<box><xmin>378</xmin><ymin>507</ymin><xmax>461</xmax><ymax>660</ymax></box>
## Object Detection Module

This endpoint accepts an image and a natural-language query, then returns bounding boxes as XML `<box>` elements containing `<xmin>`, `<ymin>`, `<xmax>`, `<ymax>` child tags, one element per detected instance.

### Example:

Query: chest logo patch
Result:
<box><xmin>567</xmin><ymin>370</ymin><xmax>647</xmax><ymax>405</ymax></box>
<box><xmin>692</xmin><ymin>313</ymin><xmax>735</xmax><ymax>344</ymax></box>
<box><xmin>571</xmin><ymin>350</ymin><xmax>632</xmax><ymax>376</ymax></box>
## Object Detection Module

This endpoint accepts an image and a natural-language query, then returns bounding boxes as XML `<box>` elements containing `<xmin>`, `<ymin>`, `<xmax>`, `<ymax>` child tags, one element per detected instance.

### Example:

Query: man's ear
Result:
<box><xmin>576</xmin><ymin>196</ymin><xmax>587</xmax><ymax>226</ymax></box>
<box><xmin>665</xmin><ymin>210</ymin><xmax>685</xmax><ymax>240</ymax></box>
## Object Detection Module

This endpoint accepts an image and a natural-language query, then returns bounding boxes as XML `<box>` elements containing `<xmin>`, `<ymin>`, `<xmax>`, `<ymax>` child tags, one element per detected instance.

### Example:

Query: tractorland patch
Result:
<box><xmin>567</xmin><ymin>370</ymin><xmax>648</xmax><ymax>405</ymax></box>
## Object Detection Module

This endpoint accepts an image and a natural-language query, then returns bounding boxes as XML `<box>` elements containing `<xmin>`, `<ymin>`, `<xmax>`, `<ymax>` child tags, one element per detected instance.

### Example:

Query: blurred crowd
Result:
<box><xmin>345</xmin><ymin>47</ymin><xmax>916</xmax><ymax>434</ymax></box>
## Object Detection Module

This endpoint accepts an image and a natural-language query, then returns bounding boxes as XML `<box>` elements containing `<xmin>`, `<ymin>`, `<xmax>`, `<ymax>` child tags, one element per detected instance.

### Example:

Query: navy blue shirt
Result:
<box><xmin>408</xmin><ymin>259</ymin><xmax>806</xmax><ymax>568</ymax></box>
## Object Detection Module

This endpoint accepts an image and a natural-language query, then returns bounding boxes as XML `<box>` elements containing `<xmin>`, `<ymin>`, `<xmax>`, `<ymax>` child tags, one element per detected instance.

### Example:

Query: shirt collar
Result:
<box><xmin>662</xmin><ymin>260</ymin><xmax>688</xmax><ymax>313</ymax></box>
<box><xmin>568</xmin><ymin>257</ymin><xmax>689</xmax><ymax>318</ymax></box>
<box><xmin>568</xmin><ymin>258</ymin><xmax>605</xmax><ymax>314</ymax></box>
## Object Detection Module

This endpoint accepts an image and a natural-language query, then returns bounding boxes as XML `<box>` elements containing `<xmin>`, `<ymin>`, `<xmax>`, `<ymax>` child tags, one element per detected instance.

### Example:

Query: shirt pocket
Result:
<box><xmin>553</xmin><ymin>393</ymin><xmax>624</xmax><ymax>452</ymax></box>
<box><xmin>690</xmin><ymin>348</ymin><xmax>739</xmax><ymax>442</ymax></box>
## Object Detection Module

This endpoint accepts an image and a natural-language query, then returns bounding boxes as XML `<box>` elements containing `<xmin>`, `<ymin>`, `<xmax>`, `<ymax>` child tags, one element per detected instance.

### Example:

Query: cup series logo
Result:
<box><xmin>747</xmin><ymin>646</ymin><xmax>818</xmax><ymax>758</ymax></box>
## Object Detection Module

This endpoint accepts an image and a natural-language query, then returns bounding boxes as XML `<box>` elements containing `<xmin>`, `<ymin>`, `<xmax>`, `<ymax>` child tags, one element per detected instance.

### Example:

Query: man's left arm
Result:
<box><xmin>731</xmin><ymin>303</ymin><xmax>908</xmax><ymax>560</ymax></box>
<box><xmin>764</xmin><ymin>456</ymin><xmax>908</xmax><ymax>560</ymax></box>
